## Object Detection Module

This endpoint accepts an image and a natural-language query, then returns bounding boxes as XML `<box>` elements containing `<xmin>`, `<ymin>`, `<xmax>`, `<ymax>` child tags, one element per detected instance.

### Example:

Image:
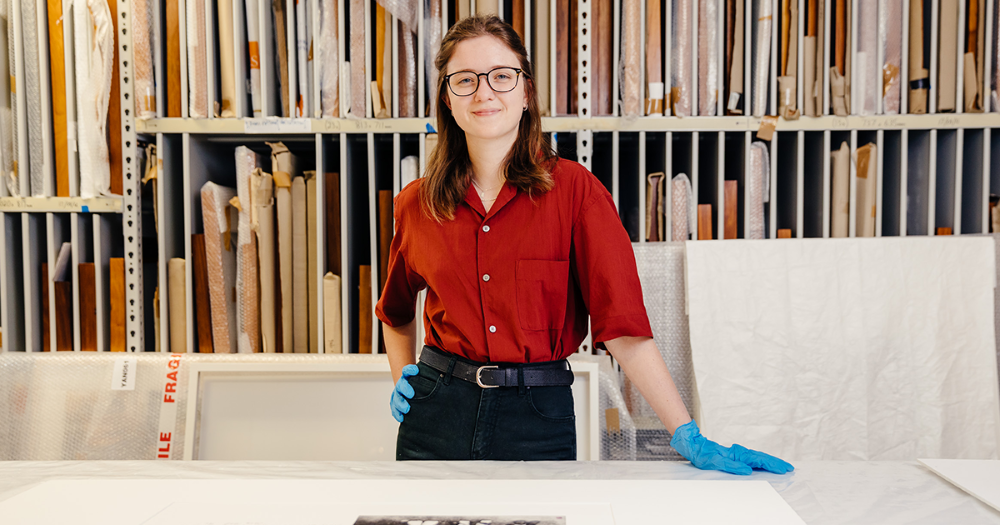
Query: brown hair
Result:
<box><xmin>419</xmin><ymin>15</ymin><xmax>556</xmax><ymax>222</ymax></box>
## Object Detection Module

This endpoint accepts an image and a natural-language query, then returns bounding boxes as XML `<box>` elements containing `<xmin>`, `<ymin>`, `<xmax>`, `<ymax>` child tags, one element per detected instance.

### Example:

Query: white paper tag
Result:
<box><xmin>244</xmin><ymin>118</ymin><xmax>311</xmax><ymax>134</ymax></box>
<box><xmin>728</xmin><ymin>91</ymin><xmax>741</xmax><ymax>111</ymax></box>
<box><xmin>647</xmin><ymin>82</ymin><xmax>665</xmax><ymax>100</ymax></box>
<box><xmin>111</xmin><ymin>358</ymin><xmax>137</xmax><ymax>391</ymax></box>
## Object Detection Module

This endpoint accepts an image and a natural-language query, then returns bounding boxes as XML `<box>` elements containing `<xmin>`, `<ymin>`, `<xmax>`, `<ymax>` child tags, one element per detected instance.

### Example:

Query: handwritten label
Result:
<box><xmin>321</xmin><ymin>119</ymin><xmax>343</xmax><ymax>132</ymax></box>
<box><xmin>244</xmin><ymin>118</ymin><xmax>311</xmax><ymax>134</ymax></box>
<box><xmin>861</xmin><ymin>116</ymin><xmax>902</xmax><ymax>129</ymax></box>
<box><xmin>111</xmin><ymin>358</ymin><xmax>137</xmax><ymax>391</ymax></box>
<box><xmin>831</xmin><ymin>117</ymin><xmax>850</xmax><ymax>129</ymax></box>
<box><xmin>937</xmin><ymin>116</ymin><xmax>960</xmax><ymax>127</ymax></box>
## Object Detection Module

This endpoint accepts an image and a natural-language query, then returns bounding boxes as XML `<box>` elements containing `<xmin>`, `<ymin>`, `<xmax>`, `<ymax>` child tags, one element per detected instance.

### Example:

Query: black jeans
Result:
<box><xmin>396</xmin><ymin>360</ymin><xmax>577</xmax><ymax>461</ymax></box>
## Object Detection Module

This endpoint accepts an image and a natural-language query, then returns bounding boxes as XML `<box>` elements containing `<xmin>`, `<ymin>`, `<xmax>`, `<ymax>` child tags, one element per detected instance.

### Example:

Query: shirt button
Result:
<box><xmin>483</xmin><ymin>225</ymin><xmax>490</xmax><ymax>232</ymax></box>
<box><xmin>489</xmin><ymin>325</ymin><xmax>497</xmax><ymax>333</ymax></box>
<box><xmin>482</xmin><ymin>274</ymin><xmax>490</xmax><ymax>282</ymax></box>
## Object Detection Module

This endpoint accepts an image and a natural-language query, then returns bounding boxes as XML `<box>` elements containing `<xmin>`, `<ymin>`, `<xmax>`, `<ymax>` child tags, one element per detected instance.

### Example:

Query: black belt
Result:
<box><xmin>419</xmin><ymin>345</ymin><xmax>574</xmax><ymax>388</ymax></box>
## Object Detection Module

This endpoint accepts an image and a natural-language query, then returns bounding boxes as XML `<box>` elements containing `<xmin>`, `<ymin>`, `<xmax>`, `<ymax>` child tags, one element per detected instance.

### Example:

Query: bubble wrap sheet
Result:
<box><xmin>621</xmin><ymin>0</ymin><xmax>641</xmax><ymax>116</ymax></box>
<box><xmin>856</xmin><ymin>0</ymin><xmax>879</xmax><ymax>115</ymax></box>
<box><xmin>201</xmin><ymin>182</ymin><xmax>238</xmax><ymax>353</ymax></box>
<box><xmin>0</xmin><ymin>352</ymin><xmax>637</xmax><ymax>461</ymax></box>
<box><xmin>880</xmin><ymin>0</ymin><xmax>903</xmax><ymax>114</ymax></box>
<box><xmin>186</xmin><ymin>0</ymin><xmax>208</xmax><ymax>118</ymax></box>
<box><xmin>628</xmin><ymin>243</ymin><xmax>696</xmax><ymax>460</ymax></box>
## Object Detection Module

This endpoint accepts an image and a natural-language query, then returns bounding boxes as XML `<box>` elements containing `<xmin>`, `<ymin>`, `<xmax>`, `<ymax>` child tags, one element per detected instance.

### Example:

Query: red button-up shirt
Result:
<box><xmin>374</xmin><ymin>158</ymin><xmax>652</xmax><ymax>363</ymax></box>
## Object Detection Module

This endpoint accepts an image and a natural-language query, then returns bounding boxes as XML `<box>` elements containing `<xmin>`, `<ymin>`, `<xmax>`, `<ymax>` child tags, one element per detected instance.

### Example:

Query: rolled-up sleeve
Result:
<box><xmin>571</xmin><ymin>190</ymin><xmax>653</xmax><ymax>348</ymax></box>
<box><xmin>375</xmin><ymin>197</ymin><xmax>427</xmax><ymax>327</ymax></box>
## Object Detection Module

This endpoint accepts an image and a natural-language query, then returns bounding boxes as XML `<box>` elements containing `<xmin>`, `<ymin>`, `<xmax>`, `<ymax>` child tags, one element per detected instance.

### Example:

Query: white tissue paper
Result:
<box><xmin>685</xmin><ymin>236</ymin><xmax>1000</xmax><ymax>461</ymax></box>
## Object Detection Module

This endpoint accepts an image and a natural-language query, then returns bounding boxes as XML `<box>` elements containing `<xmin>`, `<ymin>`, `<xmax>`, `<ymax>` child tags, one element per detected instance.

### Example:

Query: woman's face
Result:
<box><xmin>444</xmin><ymin>35</ymin><xmax>529</xmax><ymax>144</ymax></box>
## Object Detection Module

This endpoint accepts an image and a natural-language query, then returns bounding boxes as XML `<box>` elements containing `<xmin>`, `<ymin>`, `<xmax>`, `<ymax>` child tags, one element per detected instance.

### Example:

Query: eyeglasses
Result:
<box><xmin>444</xmin><ymin>67</ymin><xmax>523</xmax><ymax>97</ymax></box>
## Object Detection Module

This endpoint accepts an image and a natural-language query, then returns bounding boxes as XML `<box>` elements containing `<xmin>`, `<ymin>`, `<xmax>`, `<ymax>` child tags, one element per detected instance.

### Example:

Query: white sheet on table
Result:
<box><xmin>919</xmin><ymin>459</ymin><xmax>1000</xmax><ymax>513</ymax></box>
<box><xmin>685</xmin><ymin>237</ymin><xmax>1000</xmax><ymax>461</ymax></box>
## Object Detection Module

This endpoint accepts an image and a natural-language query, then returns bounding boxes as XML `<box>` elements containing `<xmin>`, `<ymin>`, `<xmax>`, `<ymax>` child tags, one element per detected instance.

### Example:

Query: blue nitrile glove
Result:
<box><xmin>390</xmin><ymin>364</ymin><xmax>420</xmax><ymax>423</ymax></box>
<box><xmin>670</xmin><ymin>420</ymin><xmax>794</xmax><ymax>475</ymax></box>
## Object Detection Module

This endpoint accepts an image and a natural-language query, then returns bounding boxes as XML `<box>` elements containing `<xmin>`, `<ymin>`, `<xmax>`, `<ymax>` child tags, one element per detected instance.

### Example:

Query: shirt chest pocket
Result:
<box><xmin>515</xmin><ymin>259</ymin><xmax>571</xmax><ymax>331</ymax></box>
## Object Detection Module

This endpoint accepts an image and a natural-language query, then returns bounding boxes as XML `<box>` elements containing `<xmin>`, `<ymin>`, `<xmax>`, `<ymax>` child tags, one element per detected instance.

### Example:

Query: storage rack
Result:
<box><xmin>1</xmin><ymin>0</ymin><xmax>998</xmax><ymax>353</ymax></box>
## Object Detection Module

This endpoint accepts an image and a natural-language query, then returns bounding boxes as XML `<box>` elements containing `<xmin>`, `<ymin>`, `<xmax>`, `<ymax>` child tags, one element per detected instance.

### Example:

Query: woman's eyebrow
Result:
<box><xmin>450</xmin><ymin>64</ymin><xmax>517</xmax><ymax>73</ymax></box>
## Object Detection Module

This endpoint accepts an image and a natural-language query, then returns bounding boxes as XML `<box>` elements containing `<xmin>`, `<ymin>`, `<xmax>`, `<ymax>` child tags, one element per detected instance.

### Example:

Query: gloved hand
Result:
<box><xmin>390</xmin><ymin>364</ymin><xmax>420</xmax><ymax>423</ymax></box>
<box><xmin>670</xmin><ymin>420</ymin><xmax>794</xmax><ymax>475</ymax></box>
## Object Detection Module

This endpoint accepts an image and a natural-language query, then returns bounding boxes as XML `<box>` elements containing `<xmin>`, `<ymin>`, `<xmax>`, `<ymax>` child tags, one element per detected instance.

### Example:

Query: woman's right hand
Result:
<box><xmin>390</xmin><ymin>364</ymin><xmax>420</xmax><ymax>422</ymax></box>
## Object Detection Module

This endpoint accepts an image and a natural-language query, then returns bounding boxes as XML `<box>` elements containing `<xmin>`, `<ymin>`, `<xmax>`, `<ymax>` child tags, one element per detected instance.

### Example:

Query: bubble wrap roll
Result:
<box><xmin>751</xmin><ymin>0</ymin><xmax>772</xmax><ymax>117</ymax></box>
<box><xmin>21</xmin><ymin>0</ymin><xmax>42</xmax><ymax>195</ymax></box>
<box><xmin>2</xmin><ymin>0</ymin><xmax>16</xmax><ymax>197</ymax></box>
<box><xmin>218</xmin><ymin>0</ymin><xmax>237</xmax><ymax>117</ymax></box>
<box><xmin>376</xmin><ymin>0</ymin><xmax>417</xmax><ymax>29</ymax></box>
<box><xmin>187</xmin><ymin>0</ymin><xmax>209</xmax><ymax>118</ymax></box>
<box><xmin>350</xmin><ymin>0</ymin><xmax>365</xmax><ymax>116</ymax></box>
<box><xmin>291</xmin><ymin>175</ymin><xmax>308</xmax><ymax>353</ymax></box>
<box><xmin>671</xmin><ymin>173</ymin><xmax>694</xmax><ymax>241</ymax></box>
<box><xmin>698</xmin><ymin>0</ymin><xmax>719</xmax><ymax>116</ymax></box>
<box><xmin>398</xmin><ymin>21</ymin><xmax>416</xmax><ymax>117</ymax></box>
<box><xmin>425</xmin><ymin>0</ymin><xmax>441</xmax><ymax>119</ymax></box>
<box><xmin>132</xmin><ymin>0</ymin><xmax>156</xmax><ymax>118</ymax></box>
<box><xmin>670</xmin><ymin>0</ymin><xmax>692</xmax><ymax>116</ymax></box>
<box><xmin>595</xmin><ymin>355</ymin><xmax>637</xmax><ymax>460</ymax></box>
<box><xmin>622</xmin><ymin>0</ymin><xmax>641</xmax><ymax>116</ymax></box>
<box><xmin>747</xmin><ymin>141</ymin><xmax>769</xmax><ymax>239</ymax></box>
<box><xmin>856</xmin><ymin>0</ymin><xmax>878</xmax><ymax>115</ymax></box>
<box><xmin>235</xmin><ymin>147</ymin><xmax>261</xmax><ymax>353</ymax></box>
<box><xmin>200</xmin><ymin>181</ymin><xmax>238</xmax><ymax>353</ymax></box>
<box><xmin>319</xmin><ymin>0</ymin><xmax>338</xmax><ymax>117</ymax></box>
<box><xmin>880</xmin><ymin>0</ymin><xmax>902</xmax><ymax>114</ymax></box>
<box><xmin>80</xmin><ymin>0</ymin><xmax>114</xmax><ymax>197</ymax></box>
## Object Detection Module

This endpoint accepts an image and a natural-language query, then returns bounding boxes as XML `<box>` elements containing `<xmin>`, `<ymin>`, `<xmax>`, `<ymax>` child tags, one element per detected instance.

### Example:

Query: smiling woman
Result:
<box><xmin>373</xmin><ymin>15</ymin><xmax>794</xmax><ymax>473</ymax></box>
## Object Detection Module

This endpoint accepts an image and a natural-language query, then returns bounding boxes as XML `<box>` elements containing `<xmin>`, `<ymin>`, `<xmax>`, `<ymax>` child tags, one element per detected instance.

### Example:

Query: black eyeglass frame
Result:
<box><xmin>443</xmin><ymin>67</ymin><xmax>525</xmax><ymax>97</ymax></box>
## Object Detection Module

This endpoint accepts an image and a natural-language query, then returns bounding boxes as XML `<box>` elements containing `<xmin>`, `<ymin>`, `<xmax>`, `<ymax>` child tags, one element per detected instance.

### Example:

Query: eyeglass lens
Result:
<box><xmin>449</xmin><ymin>68</ymin><xmax>519</xmax><ymax>96</ymax></box>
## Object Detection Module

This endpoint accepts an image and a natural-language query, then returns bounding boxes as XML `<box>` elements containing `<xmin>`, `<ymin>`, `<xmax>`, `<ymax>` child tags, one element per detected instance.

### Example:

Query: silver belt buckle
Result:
<box><xmin>476</xmin><ymin>365</ymin><xmax>499</xmax><ymax>388</ymax></box>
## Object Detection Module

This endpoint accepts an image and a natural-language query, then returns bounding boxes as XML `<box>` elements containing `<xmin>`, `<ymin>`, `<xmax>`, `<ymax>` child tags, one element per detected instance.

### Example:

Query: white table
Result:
<box><xmin>0</xmin><ymin>460</ymin><xmax>996</xmax><ymax>524</ymax></box>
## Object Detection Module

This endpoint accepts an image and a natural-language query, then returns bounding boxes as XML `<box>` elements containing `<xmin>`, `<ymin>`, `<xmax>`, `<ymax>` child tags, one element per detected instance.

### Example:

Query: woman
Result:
<box><xmin>375</xmin><ymin>15</ymin><xmax>791</xmax><ymax>473</ymax></box>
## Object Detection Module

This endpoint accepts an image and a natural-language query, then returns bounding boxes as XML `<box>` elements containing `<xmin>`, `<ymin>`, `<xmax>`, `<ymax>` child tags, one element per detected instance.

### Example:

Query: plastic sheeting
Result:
<box><xmin>856</xmin><ymin>0</ymin><xmax>879</xmax><ymax>115</ymax></box>
<box><xmin>21</xmin><ymin>0</ymin><xmax>42</xmax><ymax>195</ymax></box>
<box><xmin>686</xmin><ymin>237</ymin><xmax>1000</xmax><ymax>461</ymax></box>
<box><xmin>78</xmin><ymin>0</ymin><xmax>114</xmax><ymax>197</ymax></box>
<box><xmin>0</xmin><ymin>0</ymin><xmax>14</xmax><ymax>197</ymax></box>
<box><xmin>187</xmin><ymin>0</ymin><xmax>209</xmax><ymax>118</ymax></box>
<box><xmin>235</xmin><ymin>147</ymin><xmax>261</xmax><ymax>354</ymax></box>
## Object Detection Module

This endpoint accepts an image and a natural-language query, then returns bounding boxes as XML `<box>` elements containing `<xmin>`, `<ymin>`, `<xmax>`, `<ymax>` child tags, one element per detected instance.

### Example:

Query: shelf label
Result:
<box><xmin>111</xmin><ymin>358</ymin><xmax>137</xmax><ymax>391</ymax></box>
<box><xmin>244</xmin><ymin>118</ymin><xmax>312</xmax><ymax>134</ymax></box>
<box><xmin>0</xmin><ymin>197</ymin><xmax>123</xmax><ymax>213</ymax></box>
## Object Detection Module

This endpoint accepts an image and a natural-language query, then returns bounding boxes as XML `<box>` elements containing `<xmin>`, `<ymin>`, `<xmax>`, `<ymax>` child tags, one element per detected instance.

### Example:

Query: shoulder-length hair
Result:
<box><xmin>420</xmin><ymin>14</ymin><xmax>556</xmax><ymax>222</ymax></box>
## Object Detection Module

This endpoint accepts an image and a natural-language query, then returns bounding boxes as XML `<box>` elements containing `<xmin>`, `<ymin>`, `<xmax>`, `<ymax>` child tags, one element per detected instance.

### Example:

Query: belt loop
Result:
<box><xmin>517</xmin><ymin>364</ymin><xmax>526</xmax><ymax>395</ymax></box>
<box><xmin>444</xmin><ymin>358</ymin><xmax>456</xmax><ymax>386</ymax></box>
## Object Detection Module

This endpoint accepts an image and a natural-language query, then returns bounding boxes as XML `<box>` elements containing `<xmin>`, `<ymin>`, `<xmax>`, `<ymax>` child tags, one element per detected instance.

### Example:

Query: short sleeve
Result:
<box><xmin>374</xmin><ymin>195</ymin><xmax>427</xmax><ymax>327</ymax></box>
<box><xmin>571</xmin><ymin>189</ymin><xmax>653</xmax><ymax>348</ymax></box>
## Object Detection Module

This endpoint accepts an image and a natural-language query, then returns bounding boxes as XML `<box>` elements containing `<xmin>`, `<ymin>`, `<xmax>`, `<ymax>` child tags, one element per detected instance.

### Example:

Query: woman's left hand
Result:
<box><xmin>670</xmin><ymin>420</ymin><xmax>794</xmax><ymax>475</ymax></box>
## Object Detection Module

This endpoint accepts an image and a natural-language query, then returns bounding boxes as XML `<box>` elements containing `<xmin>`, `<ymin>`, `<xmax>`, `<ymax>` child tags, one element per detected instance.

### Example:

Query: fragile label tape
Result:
<box><xmin>156</xmin><ymin>354</ymin><xmax>183</xmax><ymax>460</ymax></box>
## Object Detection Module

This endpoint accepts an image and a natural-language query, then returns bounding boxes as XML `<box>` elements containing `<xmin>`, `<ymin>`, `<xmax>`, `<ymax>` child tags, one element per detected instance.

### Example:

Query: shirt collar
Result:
<box><xmin>464</xmin><ymin>179</ymin><xmax>517</xmax><ymax>219</ymax></box>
